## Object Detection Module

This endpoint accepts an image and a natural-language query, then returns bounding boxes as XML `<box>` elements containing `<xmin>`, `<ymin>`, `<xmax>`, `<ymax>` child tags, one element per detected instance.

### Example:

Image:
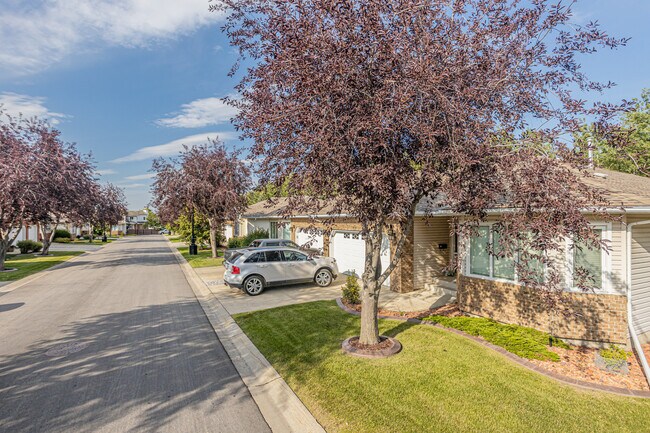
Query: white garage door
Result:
<box><xmin>330</xmin><ymin>231</ymin><xmax>390</xmax><ymax>286</ymax></box>
<box><xmin>224</xmin><ymin>225</ymin><xmax>233</xmax><ymax>241</ymax></box>
<box><xmin>296</xmin><ymin>228</ymin><xmax>324</xmax><ymax>253</ymax></box>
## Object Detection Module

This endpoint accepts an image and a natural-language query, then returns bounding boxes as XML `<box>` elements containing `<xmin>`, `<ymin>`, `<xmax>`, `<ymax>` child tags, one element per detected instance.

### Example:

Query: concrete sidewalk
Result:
<box><xmin>169</xmin><ymin>243</ymin><xmax>326</xmax><ymax>433</ymax></box>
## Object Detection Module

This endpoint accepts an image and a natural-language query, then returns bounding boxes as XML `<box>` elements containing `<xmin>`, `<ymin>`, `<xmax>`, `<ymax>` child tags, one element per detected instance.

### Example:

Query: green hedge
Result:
<box><xmin>227</xmin><ymin>229</ymin><xmax>270</xmax><ymax>249</ymax></box>
<box><xmin>16</xmin><ymin>240</ymin><xmax>43</xmax><ymax>254</ymax></box>
<box><xmin>423</xmin><ymin>315</ymin><xmax>571</xmax><ymax>362</ymax></box>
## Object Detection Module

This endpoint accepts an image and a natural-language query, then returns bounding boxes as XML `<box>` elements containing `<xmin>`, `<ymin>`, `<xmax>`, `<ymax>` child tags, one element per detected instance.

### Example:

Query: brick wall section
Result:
<box><xmin>458</xmin><ymin>276</ymin><xmax>628</xmax><ymax>345</ymax></box>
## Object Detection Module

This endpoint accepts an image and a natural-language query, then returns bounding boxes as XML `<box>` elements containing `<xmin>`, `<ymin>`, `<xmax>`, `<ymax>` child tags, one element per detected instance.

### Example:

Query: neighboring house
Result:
<box><xmin>113</xmin><ymin>209</ymin><xmax>149</xmax><ymax>235</ymax></box>
<box><xmin>231</xmin><ymin>198</ymin><xmax>294</xmax><ymax>240</ymax></box>
<box><xmin>240</xmin><ymin>169</ymin><xmax>650</xmax><ymax>349</ymax></box>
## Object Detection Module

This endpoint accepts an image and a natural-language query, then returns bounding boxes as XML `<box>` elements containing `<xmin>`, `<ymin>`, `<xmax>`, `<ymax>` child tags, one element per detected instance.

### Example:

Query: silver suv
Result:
<box><xmin>224</xmin><ymin>247</ymin><xmax>339</xmax><ymax>296</ymax></box>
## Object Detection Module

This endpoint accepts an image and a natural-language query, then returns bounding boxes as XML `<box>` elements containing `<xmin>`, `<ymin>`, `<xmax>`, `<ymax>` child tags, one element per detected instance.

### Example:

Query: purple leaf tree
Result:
<box><xmin>151</xmin><ymin>140</ymin><xmax>251</xmax><ymax>257</ymax></box>
<box><xmin>217</xmin><ymin>0</ymin><xmax>628</xmax><ymax>345</ymax></box>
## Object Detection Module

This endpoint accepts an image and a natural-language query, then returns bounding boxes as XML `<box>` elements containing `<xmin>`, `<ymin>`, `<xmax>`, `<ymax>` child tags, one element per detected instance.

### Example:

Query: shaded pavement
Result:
<box><xmin>0</xmin><ymin>236</ymin><xmax>270</xmax><ymax>433</ymax></box>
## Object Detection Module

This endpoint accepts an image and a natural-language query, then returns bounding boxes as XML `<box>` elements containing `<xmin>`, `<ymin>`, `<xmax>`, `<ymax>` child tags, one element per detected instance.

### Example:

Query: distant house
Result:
<box><xmin>112</xmin><ymin>209</ymin><xmax>150</xmax><ymax>235</ymax></box>
<box><xmin>235</xmin><ymin>169</ymin><xmax>650</xmax><ymax>350</ymax></box>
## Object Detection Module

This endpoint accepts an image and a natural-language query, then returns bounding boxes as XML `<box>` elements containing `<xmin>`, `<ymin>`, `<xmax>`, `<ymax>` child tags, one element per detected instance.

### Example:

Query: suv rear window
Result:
<box><xmin>265</xmin><ymin>241</ymin><xmax>280</xmax><ymax>247</ymax></box>
<box><xmin>281</xmin><ymin>241</ymin><xmax>299</xmax><ymax>248</ymax></box>
<box><xmin>249</xmin><ymin>241</ymin><xmax>261</xmax><ymax>247</ymax></box>
<box><xmin>245</xmin><ymin>252</ymin><xmax>266</xmax><ymax>263</ymax></box>
<box><xmin>228</xmin><ymin>252</ymin><xmax>243</xmax><ymax>263</ymax></box>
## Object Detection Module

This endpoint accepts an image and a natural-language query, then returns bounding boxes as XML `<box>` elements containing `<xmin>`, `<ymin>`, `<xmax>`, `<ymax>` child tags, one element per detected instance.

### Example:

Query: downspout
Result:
<box><xmin>626</xmin><ymin>221</ymin><xmax>650</xmax><ymax>387</ymax></box>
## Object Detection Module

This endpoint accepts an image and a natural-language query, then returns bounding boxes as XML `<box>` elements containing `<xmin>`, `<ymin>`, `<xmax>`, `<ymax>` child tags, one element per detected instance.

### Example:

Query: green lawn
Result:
<box><xmin>0</xmin><ymin>251</ymin><xmax>84</xmax><ymax>282</ymax></box>
<box><xmin>177</xmin><ymin>246</ymin><xmax>224</xmax><ymax>268</ymax></box>
<box><xmin>234</xmin><ymin>301</ymin><xmax>650</xmax><ymax>433</ymax></box>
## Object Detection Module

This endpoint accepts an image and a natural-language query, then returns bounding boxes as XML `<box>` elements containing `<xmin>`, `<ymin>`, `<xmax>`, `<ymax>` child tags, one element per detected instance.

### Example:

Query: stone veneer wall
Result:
<box><xmin>457</xmin><ymin>276</ymin><xmax>628</xmax><ymax>345</ymax></box>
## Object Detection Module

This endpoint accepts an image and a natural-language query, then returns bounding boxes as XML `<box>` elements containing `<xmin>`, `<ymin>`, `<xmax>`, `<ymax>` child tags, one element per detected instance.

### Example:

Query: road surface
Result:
<box><xmin>0</xmin><ymin>236</ymin><xmax>270</xmax><ymax>433</ymax></box>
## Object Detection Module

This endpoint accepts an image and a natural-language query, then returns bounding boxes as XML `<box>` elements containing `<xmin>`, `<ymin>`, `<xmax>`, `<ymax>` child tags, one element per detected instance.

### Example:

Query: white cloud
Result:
<box><xmin>0</xmin><ymin>0</ymin><xmax>224</xmax><ymax>76</ymax></box>
<box><xmin>111</xmin><ymin>132</ymin><xmax>236</xmax><ymax>163</ymax></box>
<box><xmin>125</xmin><ymin>173</ymin><xmax>156</xmax><ymax>180</ymax></box>
<box><xmin>156</xmin><ymin>97</ymin><xmax>239</xmax><ymax>128</ymax></box>
<box><xmin>96</xmin><ymin>168</ymin><xmax>117</xmax><ymax>176</ymax></box>
<box><xmin>119</xmin><ymin>183</ymin><xmax>147</xmax><ymax>189</ymax></box>
<box><xmin>0</xmin><ymin>92</ymin><xmax>68</xmax><ymax>124</ymax></box>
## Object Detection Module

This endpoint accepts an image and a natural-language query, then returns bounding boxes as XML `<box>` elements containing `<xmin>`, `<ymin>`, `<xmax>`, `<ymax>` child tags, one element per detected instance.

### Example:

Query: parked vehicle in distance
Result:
<box><xmin>224</xmin><ymin>247</ymin><xmax>338</xmax><ymax>295</ymax></box>
<box><xmin>224</xmin><ymin>238</ymin><xmax>319</xmax><ymax>261</ymax></box>
<box><xmin>158</xmin><ymin>229</ymin><xmax>170</xmax><ymax>235</ymax></box>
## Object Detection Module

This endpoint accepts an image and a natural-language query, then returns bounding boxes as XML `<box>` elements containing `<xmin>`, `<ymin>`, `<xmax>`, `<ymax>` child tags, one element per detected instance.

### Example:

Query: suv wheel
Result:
<box><xmin>314</xmin><ymin>269</ymin><xmax>333</xmax><ymax>287</ymax></box>
<box><xmin>244</xmin><ymin>276</ymin><xmax>265</xmax><ymax>296</ymax></box>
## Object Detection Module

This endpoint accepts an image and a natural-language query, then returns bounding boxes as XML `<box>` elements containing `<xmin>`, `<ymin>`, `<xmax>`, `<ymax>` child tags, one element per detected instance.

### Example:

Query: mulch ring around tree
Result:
<box><xmin>337</xmin><ymin>298</ymin><xmax>650</xmax><ymax>395</ymax></box>
<box><xmin>342</xmin><ymin>335</ymin><xmax>402</xmax><ymax>358</ymax></box>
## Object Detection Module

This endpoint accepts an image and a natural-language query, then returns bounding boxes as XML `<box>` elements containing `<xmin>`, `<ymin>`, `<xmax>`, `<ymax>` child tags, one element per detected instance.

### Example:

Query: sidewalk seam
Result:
<box><xmin>166</xmin><ymin>240</ymin><xmax>326</xmax><ymax>433</ymax></box>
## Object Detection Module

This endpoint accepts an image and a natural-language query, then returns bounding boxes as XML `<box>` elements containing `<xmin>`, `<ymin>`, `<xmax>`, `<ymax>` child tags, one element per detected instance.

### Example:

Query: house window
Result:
<box><xmin>467</xmin><ymin>225</ymin><xmax>539</xmax><ymax>283</ymax></box>
<box><xmin>270</xmin><ymin>222</ymin><xmax>278</xmax><ymax>238</ymax></box>
<box><xmin>469</xmin><ymin>227</ymin><xmax>490</xmax><ymax>277</ymax></box>
<box><xmin>570</xmin><ymin>227</ymin><xmax>607</xmax><ymax>291</ymax></box>
<box><xmin>492</xmin><ymin>231</ymin><xmax>515</xmax><ymax>280</ymax></box>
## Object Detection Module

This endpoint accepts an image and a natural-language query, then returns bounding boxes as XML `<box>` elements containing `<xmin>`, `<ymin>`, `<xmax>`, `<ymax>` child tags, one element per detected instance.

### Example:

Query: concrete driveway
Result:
<box><xmin>0</xmin><ymin>236</ymin><xmax>270</xmax><ymax>433</ymax></box>
<box><xmin>195</xmin><ymin>266</ymin><xmax>344</xmax><ymax>315</ymax></box>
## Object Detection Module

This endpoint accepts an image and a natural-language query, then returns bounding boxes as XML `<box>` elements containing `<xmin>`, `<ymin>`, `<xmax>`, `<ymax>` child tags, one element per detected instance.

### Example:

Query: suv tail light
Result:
<box><xmin>231</xmin><ymin>266</ymin><xmax>241</xmax><ymax>275</ymax></box>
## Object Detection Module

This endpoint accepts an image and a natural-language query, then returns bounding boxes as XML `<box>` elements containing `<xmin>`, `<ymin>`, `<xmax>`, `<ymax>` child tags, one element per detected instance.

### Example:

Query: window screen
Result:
<box><xmin>573</xmin><ymin>229</ymin><xmax>603</xmax><ymax>290</ymax></box>
<box><xmin>493</xmin><ymin>231</ymin><xmax>515</xmax><ymax>280</ymax></box>
<box><xmin>469</xmin><ymin>227</ymin><xmax>490</xmax><ymax>277</ymax></box>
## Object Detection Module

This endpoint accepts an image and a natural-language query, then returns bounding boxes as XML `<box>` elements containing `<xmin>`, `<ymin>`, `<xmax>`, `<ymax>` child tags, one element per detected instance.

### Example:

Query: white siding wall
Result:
<box><xmin>413</xmin><ymin>217</ymin><xmax>452</xmax><ymax>290</ymax></box>
<box><xmin>631</xmin><ymin>222</ymin><xmax>650</xmax><ymax>340</ymax></box>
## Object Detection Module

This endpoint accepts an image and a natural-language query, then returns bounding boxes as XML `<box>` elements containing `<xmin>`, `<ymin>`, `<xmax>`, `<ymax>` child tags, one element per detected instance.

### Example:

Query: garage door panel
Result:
<box><xmin>331</xmin><ymin>231</ymin><xmax>390</xmax><ymax>286</ymax></box>
<box><xmin>296</xmin><ymin>229</ymin><xmax>324</xmax><ymax>252</ymax></box>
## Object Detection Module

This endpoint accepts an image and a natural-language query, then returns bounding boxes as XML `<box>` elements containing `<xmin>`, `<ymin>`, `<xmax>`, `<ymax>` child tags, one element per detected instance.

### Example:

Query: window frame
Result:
<box><xmin>465</xmin><ymin>222</ymin><xmax>546</xmax><ymax>285</ymax></box>
<box><xmin>565</xmin><ymin>222</ymin><xmax>612</xmax><ymax>294</ymax></box>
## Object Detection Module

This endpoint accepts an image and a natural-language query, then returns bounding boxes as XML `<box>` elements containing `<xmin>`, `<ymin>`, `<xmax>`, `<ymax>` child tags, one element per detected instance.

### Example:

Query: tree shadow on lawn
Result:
<box><xmin>0</xmin><ymin>301</ymin><xmax>263</xmax><ymax>433</ymax></box>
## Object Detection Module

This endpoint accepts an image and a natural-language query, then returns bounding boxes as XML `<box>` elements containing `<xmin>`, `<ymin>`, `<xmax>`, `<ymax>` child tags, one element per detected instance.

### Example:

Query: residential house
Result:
<box><xmin>240</xmin><ymin>169</ymin><xmax>650</xmax><ymax>351</ymax></box>
<box><xmin>113</xmin><ymin>209</ymin><xmax>150</xmax><ymax>235</ymax></box>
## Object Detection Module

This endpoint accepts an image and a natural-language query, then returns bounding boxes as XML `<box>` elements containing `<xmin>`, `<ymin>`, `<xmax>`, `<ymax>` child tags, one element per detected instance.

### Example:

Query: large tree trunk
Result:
<box><xmin>208</xmin><ymin>219</ymin><xmax>219</xmax><ymax>258</ymax></box>
<box><xmin>40</xmin><ymin>220</ymin><xmax>59</xmax><ymax>255</ymax></box>
<box><xmin>0</xmin><ymin>239</ymin><xmax>8</xmax><ymax>272</ymax></box>
<box><xmin>359</xmin><ymin>226</ymin><xmax>384</xmax><ymax>345</ymax></box>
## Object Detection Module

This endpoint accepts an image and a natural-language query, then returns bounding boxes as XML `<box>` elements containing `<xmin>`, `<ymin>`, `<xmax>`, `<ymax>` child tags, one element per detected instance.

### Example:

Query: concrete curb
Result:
<box><xmin>167</xmin><ymin>240</ymin><xmax>326</xmax><ymax>433</ymax></box>
<box><xmin>336</xmin><ymin>298</ymin><xmax>650</xmax><ymax>399</ymax></box>
<box><xmin>0</xmin><ymin>250</ymin><xmax>95</xmax><ymax>296</ymax></box>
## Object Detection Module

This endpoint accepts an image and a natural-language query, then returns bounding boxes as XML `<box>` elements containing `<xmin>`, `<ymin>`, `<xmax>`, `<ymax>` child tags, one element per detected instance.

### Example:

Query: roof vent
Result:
<box><xmin>593</xmin><ymin>172</ymin><xmax>608</xmax><ymax>179</ymax></box>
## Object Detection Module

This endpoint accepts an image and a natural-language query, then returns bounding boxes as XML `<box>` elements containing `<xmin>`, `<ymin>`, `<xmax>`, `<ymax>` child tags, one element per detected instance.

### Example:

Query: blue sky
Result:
<box><xmin>1</xmin><ymin>0</ymin><xmax>648</xmax><ymax>209</ymax></box>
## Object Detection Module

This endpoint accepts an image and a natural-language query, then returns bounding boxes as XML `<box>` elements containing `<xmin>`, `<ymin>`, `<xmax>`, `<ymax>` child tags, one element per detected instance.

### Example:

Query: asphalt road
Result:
<box><xmin>0</xmin><ymin>236</ymin><xmax>270</xmax><ymax>433</ymax></box>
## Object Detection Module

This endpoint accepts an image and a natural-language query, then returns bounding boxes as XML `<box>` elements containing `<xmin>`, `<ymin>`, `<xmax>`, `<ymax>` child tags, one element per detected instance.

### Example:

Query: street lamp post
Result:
<box><xmin>189</xmin><ymin>207</ymin><xmax>198</xmax><ymax>255</ymax></box>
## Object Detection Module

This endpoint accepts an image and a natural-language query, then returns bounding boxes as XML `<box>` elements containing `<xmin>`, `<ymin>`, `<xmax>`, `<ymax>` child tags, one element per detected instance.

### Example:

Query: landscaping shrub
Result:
<box><xmin>600</xmin><ymin>345</ymin><xmax>630</xmax><ymax>361</ymax></box>
<box><xmin>53</xmin><ymin>229</ymin><xmax>72</xmax><ymax>239</ymax></box>
<box><xmin>16</xmin><ymin>240</ymin><xmax>42</xmax><ymax>254</ymax></box>
<box><xmin>53</xmin><ymin>237</ymin><xmax>72</xmax><ymax>243</ymax></box>
<box><xmin>227</xmin><ymin>229</ymin><xmax>270</xmax><ymax>249</ymax></box>
<box><xmin>423</xmin><ymin>315</ymin><xmax>571</xmax><ymax>362</ymax></box>
<box><xmin>341</xmin><ymin>274</ymin><xmax>361</xmax><ymax>305</ymax></box>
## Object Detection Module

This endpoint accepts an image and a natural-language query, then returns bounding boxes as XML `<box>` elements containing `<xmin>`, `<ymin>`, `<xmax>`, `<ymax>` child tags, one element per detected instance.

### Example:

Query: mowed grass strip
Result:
<box><xmin>177</xmin><ymin>246</ymin><xmax>224</xmax><ymax>268</ymax></box>
<box><xmin>0</xmin><ymin>251</ymin><xmax>84</xmax><ymax>282</ymax></box>
<box><xmin>234</xmin><ymin>300</ymin><xmax>650</xmax><ymax>433</ymax></box>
